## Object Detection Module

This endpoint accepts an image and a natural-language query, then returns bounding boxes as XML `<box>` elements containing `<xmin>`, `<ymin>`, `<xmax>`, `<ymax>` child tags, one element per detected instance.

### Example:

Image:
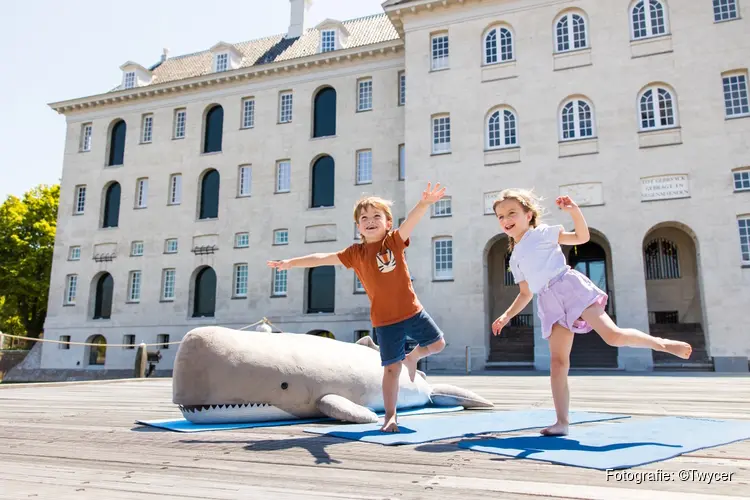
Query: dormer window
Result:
<box><xmin>215</xmin><ymin>53</ymin><xmax>229</xmax><ymax>72</ymax></box>
<box><xmin>124</xmin><ymin>72</ymin><xmax>136</xmax><ymax>89</ymax></box>
<box><xmin>321</xmin><ymin>30</ymin><xmax>336</xmax><ymax>52</ymax></box>
<box><xmin>119</xmin><ymin>62</ymin><xmax>152</xmax><ymax>90</ymax></box>
<box><xmin>209</xmin><ymin>42</ymin><xmax>241</xmax><ymax>73</ymax></box>
<box><xmin>316</xmin><ymin>20</ymin><xmax>350</xmax><ymax>54</ymax></box>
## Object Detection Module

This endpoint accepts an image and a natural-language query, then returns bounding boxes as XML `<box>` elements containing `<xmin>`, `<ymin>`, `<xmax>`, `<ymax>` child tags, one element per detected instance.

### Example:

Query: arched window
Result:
<box><xmin>307</xmin><ymin>267</ymin><xmax>335</xmax><ymax>313</ymax></box>
<box><xmin>631</xmin><ymin>0</ymin><xmax>667</xmax><ymax>40</ymax></box>
<box><xmin>108</xmin><ymin>120</ymin><xmax>126</xmax><ymax>166</ymax></box>
<box><xmin>93</xmin><ymin>273</ymin><xmax>113</xmax><ymax>319</ymax></box>
<box><xmin>555</xmin><ymin>11</ymin><xmax>588</xmax><ymax>53</ymax></box>
<box><xmin>639</xmin><ymin>85</ymin><xmax>677</xmax><ymax>130</ymax></box>
<box><xmin>193</xmin><ymin>267</ymin><xmax>217</xmax><ymax>317</ymax></box>
<box><xmin>87</xmin><ymin>335</ymin><xmax>107</xmax><ymax>366</ymax></box>
<box><xmin>484</xmin><ymin>26</ymin><xmax>514</xmax><ymax>64</ymax></box>
<box><xmin>560</xmin><ymin>98</ymin><xmax>595</xmax><ymax>140</ymax></box>
<box><xmin>102</xmin><ymin>182</ymin><xmax>121</xmax><ymax>228</ymax></box>
<box><xmin>199</xmin><ymin>169</ymin><xmax>220</xmax><ymax>219</ymax></box>
<box><xmin>487</xmin><ymin>108</ymin><xmax>518</xmax><ymax>149</ymax></box>
<box><xmin>203</xmin><ymin>105</ymin><xmax>224</xmax><ymax>153</ymax></box>
<box><xmin>311</xmin><ymin>155</ymin><xmax>334</xmax><ymax>208</ymax></box>
<box><xmin>644</xmin><ymin>238</ymin><xmax>680</xmax><ymax>280</ymax></box>
<box><xmin>313</xmin><ymin>87</ymin><xmax>337</xmax><ymax>138</ymax></box>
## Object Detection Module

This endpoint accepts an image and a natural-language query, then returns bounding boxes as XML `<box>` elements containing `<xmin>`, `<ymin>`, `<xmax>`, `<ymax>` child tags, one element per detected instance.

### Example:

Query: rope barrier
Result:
<box><xmin>0</xmin><ymin>318</ymin><xmax>276</xmax><ymax>348</ymax></box>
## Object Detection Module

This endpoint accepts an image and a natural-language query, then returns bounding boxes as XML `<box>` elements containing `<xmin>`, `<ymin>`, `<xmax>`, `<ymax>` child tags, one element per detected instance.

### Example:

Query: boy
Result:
<box><xmin>267</xmin><ymin>182</ymin><xmax>447</xmax><ymax>432</ymax></box>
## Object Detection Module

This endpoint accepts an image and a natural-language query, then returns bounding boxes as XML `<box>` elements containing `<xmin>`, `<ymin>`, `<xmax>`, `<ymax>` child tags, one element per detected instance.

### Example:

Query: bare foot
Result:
<box><xmin>661</xmin><ymin>339</ymin><xmax>692</xmax><ymax>359</ymax></box>
<box><xmin>540</xmin><ymin>421</ymin><xmax>569</xmax><ymax>436</ymax></box>
<box><xmin>380</xmin><ymin>414</ymin><xmax>399</xmax><ymax>433</ymax></box>
<box><xmin>402</xmin><ymin>355</ymin><xmax>418</xmax><ymax>383</ymax></box>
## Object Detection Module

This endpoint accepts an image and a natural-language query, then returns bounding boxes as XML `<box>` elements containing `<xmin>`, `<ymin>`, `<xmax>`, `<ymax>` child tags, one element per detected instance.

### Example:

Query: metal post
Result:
<box><xmin>465</xmin><ymin>346</ymin><xmax>471</xmax><ymax>374</ymax></box>
<box><xmin>134</xmin><ymin>343</ymin><xmax>147</xmax><ymax>378</ymax></box>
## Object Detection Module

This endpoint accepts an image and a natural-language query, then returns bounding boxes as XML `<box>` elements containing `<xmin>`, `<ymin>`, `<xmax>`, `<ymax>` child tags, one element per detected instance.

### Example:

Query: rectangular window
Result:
<box><xmin>141</xmin><ymin>114</ymin><xmax>153</xmax><ymax>143</ymax></box>
<box><xmin>274</xmin><ymin>229</ymin><xmax>289</xmax><ymax>245</ymax></box>
<box><xmin>74</xmin><ymin>185</ymin><xmax>86</xmax><ymax>214</ymax></box>
<box><xmin>399</xmin><ymin>72</ymin><xmax>406</xmax><ymax>106</ymax></box>
<box><xmin>276</xmin><ymin>160</ymin><xmax>291</xmax><ymax>193</ymax></box>
<box><xmin>279</xmin><ymin>92</ymin><xmax>293</xmax><ymax>123</ymax></box>
<box><xmin>734</xmin><ymin>169</ymin><xmax>750</xmax><ymax>191</ymax></box>
<box><xmin>64</xmin><ymin>275</ymin><xmax>77</xmax><ymax>304</ymax></box>
<box><xmin>235</xmin><ymin>232</ymin><xmax>249</xmax><ymax>248</ymax></box>
<box><xmin>354</xmin><ymin>274</ymin><xmax>365</xmax><ymax>293</ymax></box>
<box><xmin>724</xmin><ymin>73</ymin><xmax>750</xmax><ymax>117</ymax></box>
<box><xmin>356</xmin><ymin>149</ymin><xmax>373</xmax><ymax>184</ymax></box>
<box><xmin>80</xmin><ymin>123</ymin><xmax>92</xmax><ymax>151</ymax></box>
<box><xmin>165</xmin><ymin>238</ymin><xmax>178</xmax><ymax>254</ymax></box>
<box><xmin>238</xmin><ymin>165</ymin><xmax>252</xmax><ymax>197</ymax></box>
<box><xmin>68</xmin><ymin>246</ymin><xmax>81</xmax><ymax>261</ymax></box>
<box><xmin>135</xmin><ymin>178</ymin><xmax>148</xmax><ymax>208</ymax></box>
<box><xmin>59</xmin><ymin>335</ymin><xmax>71</xmax><ymax>350</ymax></box>
<box><xmin>714</xmin><ymin>0</ymin><xmax>739</xmax><ymax>22</ymax></box>
<box><xmin>162</xmin><ymin>268</ymin><xmax>175</xmax><ymax>300</ymax></box>
<box><xmin>128</xmin><ymin>271</ymin><xmax>141</xmax><ymax>302</ymax></box>
<box><xmin>131</xmin><ymin>241</ymin><xmax>144</xmax><ymax>256</ymax></box>
<box><xmin>169</xmin><ymin>174</ymin><xmax>182</xmax><ymax>205</ymax></box>
<box><xmin>432</xmin><ymin>115</ymin><xmax>451</xmax><ymax>154</ymax></box>
<box><xmin>234</xmin><ymin>264</ymin><xmax>248</xmax><ymax>297</ymax></box>
<box><xmin>321</xmin><ymin>30</ymin><xmax>336</xmax><ymax>52</ymax></box>
<box><xmin>434</xmin><ymin>238</ymin><xmax>453</xmax><ymax>280</ymax></box>
<box><xmin>242</xmin><ymin>98</ymin><xmax>255</xmax><ymax>129</ymax></box>
<box><xmin>432</xmin><ymin>197</ymin><xmax>452</xmax><ymax>217</ymax></box>
<box><xmin>272</xmin><ymin>269</ymin><xmax>288</xmax><ymax>296</ymax></box>
<box><xmin>739</xmin><ymin>216</ymin><xmax>750</xmax><ymax>265</ymax></box>
<box><xmin>358</xmin><ymin>78</ymin><xmax>373</xmax><ymax>111</ymax></box>
<box><xmin>216</xmin><ymin>53</ymin><xmax>228</xmax><ymax>72</ymax></box>
<box><xmin>398</xmin><ymin>144</ymin><xmax>405</xmax><ymax>180</ymax></box>
<box><xmin>174</xmin><ymin>109</ymin><xmax>186</xmax><ymax>139</ymax></box>
<box><xmin>123</xmin><ymin>334</ymin><xmax>136</xmax><ymax>349</ymax></box>
<box><xmin>431</xmin><ymin>34</ymin><xmax>449</xmax><ymax>70</ymax></box>
<box><xmin>124</xmin><ymin>71</ymin><xmax>136</xmax><ymax>89</ymax></box>
<box><xmin>157</xmin><ymin>334</ymin><xmax>170</xmax><ymax>349</ymax></box>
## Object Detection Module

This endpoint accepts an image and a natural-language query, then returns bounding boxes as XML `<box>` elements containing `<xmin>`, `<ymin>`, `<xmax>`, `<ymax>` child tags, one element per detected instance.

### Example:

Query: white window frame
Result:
<box><xmin>215</xmin><ymin>53</ymin><xmax>229</xmax><ymax>73</ymax></box>
<box><xmin>559</xmin><ymin>99</ymin><xmax>595</xmax><ymax>141</ymax></box>
<box><xmin>59</xmin><ymin>335</ymin><xmax>71</xmax><ymax>349</ymax></box>
<box><xmin>165</xmin><ymin>238</ymin><xmax>178</xmax><ymax>254</ymax></box>
<box><xmin>131</xmin><ymin>241</ymin><xmax>144</xmax><ymax>257</ymax></box>
<box><xmin>141</xmin><ymin>114</ymin><xmax>153</xmax><ymax>143</ymax></box>
<box><xmin>68</xmin><ymin>246</ymin><xmax>81</xmax><ymax>261</ymax></box>
<box><xmin>738</xmin><ymin>216</ymin><xmax>750</xmax><ymax>265</ymax></box>
<box><xmin>398</xmin><ymin>144</ymin><xmax>405</xmax><ymax>180</ymax></box>
<box><xmin>123</xmin><ymin>71</ymin><xmax>136</xmax><ymax>89</ymax></box>
<box><xmin>734</xmin><ymin>169</ymin><xmax>750</xmax><ymax>192</ymax></box>
<box><xmin>487</xmin><ymin>107</ymin><xmax>519</xmax><ymax>149</ymax></box>
<box><xmin>356</xmin><ymin>150</ymin><xmax>373</xmax><ymax>185</ymax></box>
<box><xmin>135</xmin><ymin>178</ymin><xmax>148</xmax><ymax>208</ymax></box>
<box><xmin>162</xmin><ymin>268</ymin><xmax>176</xmax><ymax>301</ymax></box>
<box><xmin>431</xmin><ymin>33</ymin><xmax>449</xmax><ymax>70</ymax></box>
<box><xmin>173</xmin><ymin>109</ymin><xmax>186</xmax><ymax>139</ymax></box>
<box><xmin>235</xmin><ymin>232</ymin><xmax>250</xmax><ymax>248</ymax></box>
<box><xmin>639</xmin><ymin>85</ymin><xmax>678</xmax><ymax>131</ymax></box>
<box><xmin>358</xmin><ymin>78</ymin><xmax>373</xmax><ymax>112</ymax></box>
<box><xmin>128</xmin><ymin>270</ymin><xmax>142</xmax><ymax>302</ymax></box>
<box><xmin>399</xmin><ymin>71</ymin><xmax>406</xmax><ymax>106</ymax></box>
<box><xmin>64</xmin><ymin>275</ymin><xmax>77</xmax><ymax>305</ymax></box>
<box><xmin>80</xmin><ymin>123</ymin><xmax>92</xmax><ymax>152</ymax></box>
<box><xmin>272</xmin><ymin>268</ymin><xmax>288</xmax><ymax>296</ymax></box>
<box><xmin>169</xmin><ymin>174</ymin><xmax>182</xmax><ymax>205</ymax></box>
<box><xmin>234</xmin><ymin>263</ymin><xmax>249</xmax><ymax>298</ymax></box>
<box><xmin>74</xmin><ymin>185</ymin><xmax>86</xmax><ymax>214</ymax></box>
<box><xmin>433</xmin><ymin>237</ymin><xmax>454</xmax><ymax>280</ymax></box>
<box><xmin>723</xmin><ymin>72</ymin><xmax>750</xmax><ymax>118</ymax></box>
<box><xmin>157</xmin><ymin>334</ymin><xmax>170</xmax><ymax>349</ymax></box>
<box><xmin>274</xmin><ymin>229</ymin><xmax>289</xmax><ymax>246</ymax></box>
<box><xmin>432</xmin><ymin>114</ymin><xmax>451</xmax><ymax>154</ymax></box>
<box><xmin>123</xmin><ymin>334</ymin><xmax>136</xmax><ymax>349</ymax></box>
<box><xmin>276</xmin><ymin>160</ymin><xmax>291</xmax><ymax>193</ymax></box>
<box><xmin>432</xmin><ymin>197</ymin><xmax>452</xmax><ymax>217</ymax></box>
<box><xmin>321</xmin><ymin>29</ymin><xmax>336</xmax><ymax>53</ymax></box>
<box><xmin>238</xmin><ymin>165</ymin><xmax>252</xmax><ymax>197</ymax></box>
<box><xmin>242</xmin><ymin>97</ymin><xmax>255</xmax><ymax>129</ymax></box>
<box><xmin>484</xmin><ymin>26</ymin><xmax>514</xmax><ymax>65</ymax></box>
<box><xmin>630</xmin><ymin>0</ymin><xmax>669</xmax><ymax>40</ymax></box>
<box><xmin>714</xmin><ymin>0</ymin><xmax>739</xmax><ymax>22</ymax></box>
<box><xmin>555</xmin><ymin>11</ymin><xmax>589</xmax><ymax>53</ymax></box>
<box><xmin>279</xmin><ymin>91</ymin><xmax>293</xmax><ymax>123</ymax></box>
<box><xmin>354</xmin><ymin>274</ymin><xmax>365</xmax><ymax>293</ymax></box>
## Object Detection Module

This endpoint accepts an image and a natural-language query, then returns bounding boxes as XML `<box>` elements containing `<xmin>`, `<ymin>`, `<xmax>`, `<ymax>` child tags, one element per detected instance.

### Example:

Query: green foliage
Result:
<box><xmin>0</xmin><ymin>184</ymin><xmax>60</xmax><ymax>339</ymax></box>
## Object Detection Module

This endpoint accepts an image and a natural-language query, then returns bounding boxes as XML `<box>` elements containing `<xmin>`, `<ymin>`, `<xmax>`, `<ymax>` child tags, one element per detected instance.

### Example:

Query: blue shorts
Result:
<box><xmin>374</xmin><ymin>310</ymin><xmax>445</xmax><ymax>366</ymax></box>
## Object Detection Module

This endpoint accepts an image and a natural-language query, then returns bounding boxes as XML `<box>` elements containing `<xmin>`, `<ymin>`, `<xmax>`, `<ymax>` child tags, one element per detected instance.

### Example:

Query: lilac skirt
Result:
<box><xmin>537</xmin><ymin>267</ymin><xmax>608</xmax><ymax>339</ymax></box>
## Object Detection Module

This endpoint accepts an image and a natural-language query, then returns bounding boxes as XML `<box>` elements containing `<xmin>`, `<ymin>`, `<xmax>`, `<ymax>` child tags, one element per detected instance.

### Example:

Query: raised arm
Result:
<box><xmin>398</xmin><ymin>182</ymin><xmax>447</xmax><ymax>241</ymax></box>
<box><xmin>555</xmin><ymin>195</ymin><xmax>590</xmax><ymax>246</ymax></box>
<box><xmin>267</xmin><ymin>252</ymin><xmax>342</xmax><ymax>270</ymax></box>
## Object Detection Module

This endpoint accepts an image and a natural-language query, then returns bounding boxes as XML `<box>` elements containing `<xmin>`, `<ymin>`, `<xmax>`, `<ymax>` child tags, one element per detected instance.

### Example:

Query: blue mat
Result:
<box><xmin>459</xmin><ymin>416</ymin><xmax>750</xmax><ymax>470</ymax></box>
<box><xmin>135</xmin><ymin>405</ymin><xmax>464</xmax><ymax>433</ymax></box>
<box><xmin>303</xmin><ymin>409</ymin><xmax>628</xmax><ymax>446</ymax></box>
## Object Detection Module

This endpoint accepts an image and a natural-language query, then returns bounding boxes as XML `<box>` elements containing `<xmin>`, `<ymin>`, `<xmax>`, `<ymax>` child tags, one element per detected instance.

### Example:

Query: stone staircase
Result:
<box><xmin>651</xmin><ymin>323</ymin><xmax>713</xmax><ymax>370</ymax></box>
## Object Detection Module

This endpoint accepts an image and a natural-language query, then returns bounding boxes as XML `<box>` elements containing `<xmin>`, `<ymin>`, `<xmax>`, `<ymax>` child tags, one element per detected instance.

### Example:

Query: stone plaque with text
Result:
<box><xmin>640</xmin><ymin>174</ymin><xmax>690</xmax><ymax>202</ymax></box>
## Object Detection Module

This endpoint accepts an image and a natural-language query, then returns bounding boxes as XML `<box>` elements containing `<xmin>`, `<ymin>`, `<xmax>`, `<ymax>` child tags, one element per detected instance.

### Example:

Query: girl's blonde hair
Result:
<box><xmin>353</xmin><ymin>196</ymin><xmax>394</xmax><ymax>243</ymax></box>
<box><xmin>492</xmin><ymin>188</ymin><xmax>545</xmax><ymax>251</ymax></box>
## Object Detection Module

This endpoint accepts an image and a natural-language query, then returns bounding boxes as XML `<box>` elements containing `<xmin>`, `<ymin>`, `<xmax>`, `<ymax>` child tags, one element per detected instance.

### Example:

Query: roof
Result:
<box><xmin>113</xmin><ymin>13</ymin><xmax>399</xmax><ymax>91</ymax></box>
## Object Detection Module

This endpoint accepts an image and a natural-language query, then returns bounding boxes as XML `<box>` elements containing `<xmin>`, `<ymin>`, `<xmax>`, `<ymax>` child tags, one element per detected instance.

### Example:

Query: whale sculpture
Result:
<box><xmin>172</xmin><ymin>326</ymin><xmax>494</xmax><ymax>424</ymax></box>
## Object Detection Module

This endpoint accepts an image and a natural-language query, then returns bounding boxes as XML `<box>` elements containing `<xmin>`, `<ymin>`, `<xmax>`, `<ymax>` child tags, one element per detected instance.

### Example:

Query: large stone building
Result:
<box><xmin>40</xmin><ymin>0</ymin><xmax>749</xmax><ymax>377</ymax></box>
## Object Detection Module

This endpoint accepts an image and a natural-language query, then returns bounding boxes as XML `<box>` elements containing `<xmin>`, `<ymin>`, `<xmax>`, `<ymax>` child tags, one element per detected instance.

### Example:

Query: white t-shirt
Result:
<box><xmin>509</xmin><ymin>224</ymin><xmax>568</xmax><ymax>294</ymax></box>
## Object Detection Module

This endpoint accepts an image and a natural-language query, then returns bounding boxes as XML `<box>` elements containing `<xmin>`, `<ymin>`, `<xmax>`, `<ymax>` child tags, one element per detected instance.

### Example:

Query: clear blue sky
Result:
<box><xmin>0</xmin><ymin>0</ymin><xmax>386</xmax><ymax>202</ymax></box>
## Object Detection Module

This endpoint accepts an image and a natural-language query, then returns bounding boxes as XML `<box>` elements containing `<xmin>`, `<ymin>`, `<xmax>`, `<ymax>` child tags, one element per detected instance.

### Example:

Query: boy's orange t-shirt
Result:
<box><xmin>336</xmin><ymin>229</ymin><xmax>422</xmax><ymax>328</ymax></box>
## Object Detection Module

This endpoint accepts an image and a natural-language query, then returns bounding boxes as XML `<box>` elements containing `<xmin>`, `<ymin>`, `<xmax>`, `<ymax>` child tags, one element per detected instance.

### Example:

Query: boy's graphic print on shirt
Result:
<box><xmin>376</xmin><ymin>248</ymin><xmax>396</xmax><ymax>273</ymax></box>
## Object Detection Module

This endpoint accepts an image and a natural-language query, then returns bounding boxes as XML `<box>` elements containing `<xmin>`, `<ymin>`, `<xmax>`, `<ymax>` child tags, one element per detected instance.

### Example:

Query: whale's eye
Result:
<box><xmin>281</xmin><ymin>382</ymin><xmax>288</xmax><ymax>390</ymax></box>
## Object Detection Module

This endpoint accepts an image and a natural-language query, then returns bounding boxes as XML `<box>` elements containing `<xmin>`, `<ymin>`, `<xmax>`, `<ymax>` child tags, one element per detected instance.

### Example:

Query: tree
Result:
<box><xmin>0</xmin><ymin>184</ymin><xmax>59</xmax><ymax>339</ymax></box>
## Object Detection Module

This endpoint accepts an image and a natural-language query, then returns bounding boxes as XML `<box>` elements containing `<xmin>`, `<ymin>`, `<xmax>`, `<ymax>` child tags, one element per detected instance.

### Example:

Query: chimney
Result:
<box><xmin>286</xmin><ymin>0</ymin><xmax>311</xmax><ymax>39</ymax></box>
<box><xmin>161</xmin><ymin>48</ymin><xmax>170</xmax><ymax>62</ymax></box>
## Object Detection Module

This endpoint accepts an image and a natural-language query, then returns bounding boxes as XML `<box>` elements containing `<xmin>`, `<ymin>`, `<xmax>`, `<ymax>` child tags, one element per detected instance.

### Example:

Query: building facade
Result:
<box><xmin>42</xmin><ymin>0</ymin><xmax>750</xmax><ymax>376</ymax></box>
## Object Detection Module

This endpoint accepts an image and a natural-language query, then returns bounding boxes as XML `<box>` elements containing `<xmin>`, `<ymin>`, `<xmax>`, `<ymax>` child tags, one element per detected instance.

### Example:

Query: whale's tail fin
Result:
<box><xmin>429</xmin><ymin>384</ymin><xmax>494</xmax><ymax>409</ymax></box>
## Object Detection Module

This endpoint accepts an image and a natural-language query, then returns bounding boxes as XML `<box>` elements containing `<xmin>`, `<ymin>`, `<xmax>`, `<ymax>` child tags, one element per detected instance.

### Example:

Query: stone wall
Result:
<box><xmin>0</xmin><ymin>350</ymin><xmax>30</xmax><ymax>381</ymax></box>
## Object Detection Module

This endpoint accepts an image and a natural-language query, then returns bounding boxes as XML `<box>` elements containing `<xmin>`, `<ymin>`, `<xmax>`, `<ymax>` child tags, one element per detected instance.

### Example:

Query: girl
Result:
<box><xmin>491</xmin><ymin>188</ymin><xmax>692</xmax><ymax>436</ymax></box>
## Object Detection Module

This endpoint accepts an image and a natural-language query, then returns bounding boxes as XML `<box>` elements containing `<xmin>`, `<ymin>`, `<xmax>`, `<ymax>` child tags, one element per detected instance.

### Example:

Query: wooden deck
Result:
<box><xmin>1</xmin><ymin>373</ymin><xmax>749</xmax><ymax>499</ymax></box>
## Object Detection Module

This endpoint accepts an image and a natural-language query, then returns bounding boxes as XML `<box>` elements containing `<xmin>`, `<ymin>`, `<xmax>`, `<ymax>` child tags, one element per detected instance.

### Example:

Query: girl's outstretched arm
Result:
<box><xmin>556</xmin><ymin>195</ymin><xmax>590</xmax><ymax>246</ymax></box>
<box><xmin>492</xmin><ymin>281</ymin><xmax>533</xmax><ymax>335</ymax></box>
<box><xmin>267</xmin><ymin>253</ymin><xmax>342</xmax><ymax>270</ymax></box>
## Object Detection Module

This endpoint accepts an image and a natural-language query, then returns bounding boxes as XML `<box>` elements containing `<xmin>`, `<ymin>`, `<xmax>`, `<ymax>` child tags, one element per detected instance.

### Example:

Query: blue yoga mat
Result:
<box><xmin>135</xmin><ymin>405</ymin><xmax>464</xmax><ymax>433</ymax></box>
<box><xmin>459</xmin><ymin>416</ymin><xmax>750</xmax><ymax>470</ymax></box>
<box><xmin>303</xmin><ymin>409</ymin><xmax>628</xmax><ymax>446</ymax></box>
